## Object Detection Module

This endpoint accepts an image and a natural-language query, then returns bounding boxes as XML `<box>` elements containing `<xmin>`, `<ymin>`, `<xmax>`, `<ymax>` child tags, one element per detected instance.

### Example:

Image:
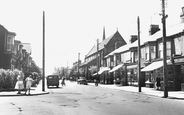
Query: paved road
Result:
<box><xmin>0</xmin><ymin>81</ymin><xmax>184</xmax><ymax>115</ymax></box>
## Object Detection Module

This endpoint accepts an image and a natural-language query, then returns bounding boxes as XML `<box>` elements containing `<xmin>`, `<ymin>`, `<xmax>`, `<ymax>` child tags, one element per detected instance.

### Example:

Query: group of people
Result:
<box><xmin>15</xmin><ymin>72</ymin><xmax>34</xmax><ymax>95</ymax></box>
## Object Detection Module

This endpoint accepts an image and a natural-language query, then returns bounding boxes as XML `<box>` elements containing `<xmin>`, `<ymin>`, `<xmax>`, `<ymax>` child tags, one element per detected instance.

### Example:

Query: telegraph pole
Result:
<box><xmin>96</xmin><ymin>39</ymin><xmax>99</xmax><ymax>81</ymax></box>
<box><xmin>42</xmin><ymin>11</ymin><xmax>45</xmax><ymax>91</ymax></box>
<box><xmin>137</xmin><ymin>16</ymin><xmax>141</xmax><ymax>92</ymax></box>
<box><xmin>162</xmin><ymin>0</ymin><xmax>168</xmax><ymax>98</ymax></box>
<box><xmin>78</xmin><ymin>53</ymin><xmax>80</xmax><ymax>79</ymax></box>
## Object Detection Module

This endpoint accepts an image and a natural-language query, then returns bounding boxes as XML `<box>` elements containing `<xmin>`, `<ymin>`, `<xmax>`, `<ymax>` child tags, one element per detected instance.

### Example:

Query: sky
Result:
<box><xmin>0</xmin><ymin>0</ymin><xmax>183</xmax><ymax>75</ymax></box>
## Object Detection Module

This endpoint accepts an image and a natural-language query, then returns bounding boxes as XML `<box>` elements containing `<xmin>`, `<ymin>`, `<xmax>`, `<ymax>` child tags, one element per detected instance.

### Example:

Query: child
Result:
<box><xmin>24</xmin><ymin>75</ymin><xmax>34</xmax><ymax>95</ymax></box>
<box><xmin>15</xmin><ymin>72</ymin><xmax>24</xmax><ymax>94</ymax></box>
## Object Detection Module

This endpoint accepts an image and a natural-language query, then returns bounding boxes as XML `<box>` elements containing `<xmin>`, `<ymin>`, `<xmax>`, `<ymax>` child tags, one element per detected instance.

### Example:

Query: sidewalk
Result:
<box><xmin>89</xmin><ymin>83</ymin><xmax>184</xmax><ymax>100</ymax></box>
<box><xmin>0</xmin><ymin>81</ymin><xmax>49</xmax><ymax>97</ymax></box>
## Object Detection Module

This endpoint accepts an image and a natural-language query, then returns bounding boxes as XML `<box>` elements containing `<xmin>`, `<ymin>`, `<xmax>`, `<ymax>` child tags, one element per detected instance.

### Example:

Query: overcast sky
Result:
<box><xmin>0</xmin><ymin>0</ymin><xmax>183</xmax><ymax>75</ymax></box>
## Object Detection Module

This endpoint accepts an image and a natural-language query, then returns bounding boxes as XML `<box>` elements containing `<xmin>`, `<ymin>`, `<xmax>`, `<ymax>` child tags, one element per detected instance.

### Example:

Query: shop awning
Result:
<box><xmin>109</xmin><ymin>63</ymin><xmax>124</xmax><ymax>73</ymax></box>
<box><xmin>141</xmin><ymin>60</ymin><xmax>170</xmax><ymax>72</ymax></box>
<box><xmin>92</xmin><ymin>73</ymin><xmax>97</xmax><ymax>76</ymax></box>
<box><xmin>98</xmin><ymin>67</ymin><xmax>110</xmax><ymax>74</ymax></box>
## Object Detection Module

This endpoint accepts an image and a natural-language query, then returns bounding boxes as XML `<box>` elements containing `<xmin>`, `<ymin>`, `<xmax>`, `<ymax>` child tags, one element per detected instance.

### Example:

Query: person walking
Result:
<box><xmin>156</xmin><ymin>76</ymin><xmax>161</xmax><ymax>90</ymax></box>
<box><xmin>15</xmin><ymin>72</ymin><xmax>24</xmax><ymax>94</ymax></box>
<box><xmin>61</xmin><ymin>77</ymin><xmax>66</xmax><ymax>86</ymax></box>
<box><xmin>94</xmin><ymin>79</ymin><xmax>98</xmax><ymax>86</ymax></box>
<box><xmin>24</xmin><ymin>75</ymin><xmax>34</xmax><ymax>95</ymax></box>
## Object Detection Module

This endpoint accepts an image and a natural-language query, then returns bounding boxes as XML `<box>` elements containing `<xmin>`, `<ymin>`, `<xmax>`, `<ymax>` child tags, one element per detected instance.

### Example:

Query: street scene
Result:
<box><xmin>0</xmin><ymin>80</ymin><xmax>184</xmax><ymax>115</ymax></box>
<box><xmin>1</xmin><ymin>0</ymin><xmax>184</xmax><ymax>115</ymax></box>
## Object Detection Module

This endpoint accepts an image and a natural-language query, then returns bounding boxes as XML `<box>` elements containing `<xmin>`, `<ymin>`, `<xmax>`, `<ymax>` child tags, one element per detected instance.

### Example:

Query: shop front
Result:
<box><xmin>141</xmin><ymin>58</ymin><xmax>184</xmax><ymax>91</ymax></box>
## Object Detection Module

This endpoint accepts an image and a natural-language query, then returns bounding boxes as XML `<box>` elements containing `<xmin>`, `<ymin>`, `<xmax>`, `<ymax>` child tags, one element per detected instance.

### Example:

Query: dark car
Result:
<box><xmin>47</xmin><ymin>75</ymin><xmax>59</xmax><ymax>88</ymax></box>
<box><xmin>77</xmin><ymin>78</ymin><xmax>88</xmax><ymax>85</ymax></box>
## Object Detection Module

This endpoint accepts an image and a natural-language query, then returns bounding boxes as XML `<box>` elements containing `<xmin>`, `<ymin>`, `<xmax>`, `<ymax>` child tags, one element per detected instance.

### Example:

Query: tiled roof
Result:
<box><xmin>104</xmin><ymin>23</ymin><xmax>184</xmax><ymax>58</ymax></box>
<box><xmin>86</xmin><ymin>32</ymin><xmax>116</xmax><ymax>57</ymax></box>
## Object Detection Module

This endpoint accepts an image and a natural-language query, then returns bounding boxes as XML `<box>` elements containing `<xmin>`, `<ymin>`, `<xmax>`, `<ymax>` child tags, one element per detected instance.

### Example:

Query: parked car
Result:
<box><xmin>77</xmin><ymin>77</ymin><xmax>88</xmax><ymax>85</ymax></box>
<box><xmin>46</xmin><ymin>75</ymin><xmax>59</xmax><ymax>88</ymax></box>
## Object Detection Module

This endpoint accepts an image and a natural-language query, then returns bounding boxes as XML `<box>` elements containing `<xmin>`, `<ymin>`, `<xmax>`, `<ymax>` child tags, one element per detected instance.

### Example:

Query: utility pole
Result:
<box><xmin>78</xmin><ymin>53</ymin><xmax>80</xmax><ymax>79</ymax></box>
<box><xmin>137</xmin><ymin>16</ymin><xmax>141</xmax><ymax>92</ymax></box>
<box><xmin>42</xmin><ymin>11</ymin><xmax>45</xmax><ymax>92</ymax></box>
<box><xmin>96</xmin><ymin>39</ymin><xmax>99</xmax><ymax>81</ymax></box>
<box><xmin>162</xmin><ymin>0</ymin><xmax>168</xmax><ymax>98</ymax></box>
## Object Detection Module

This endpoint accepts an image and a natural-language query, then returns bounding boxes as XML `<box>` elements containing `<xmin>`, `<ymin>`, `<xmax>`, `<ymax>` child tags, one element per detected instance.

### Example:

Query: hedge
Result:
<box><xmin>0</xmin><ymin>69</ymin><xmax>21</xmax><ymax>89</ymax></box>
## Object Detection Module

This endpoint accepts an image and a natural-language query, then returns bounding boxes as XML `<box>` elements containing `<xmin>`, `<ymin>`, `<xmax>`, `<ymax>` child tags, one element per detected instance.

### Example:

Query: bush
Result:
<box><xmin>0</xmin><ymin>69</ymin><xmax>20</xmax><ymax>89</ymax></box>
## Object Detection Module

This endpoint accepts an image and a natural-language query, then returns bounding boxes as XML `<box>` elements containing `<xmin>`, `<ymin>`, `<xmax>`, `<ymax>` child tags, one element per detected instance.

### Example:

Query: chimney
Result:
<box><xmin>129</xmin><ymin>35</ymin><xmax>138</xmax><ymax>43</ymax></box>
<box><xmin>180</xmin><ymin>6</ymin><xmax>184</xmax><ymax>23</ymax></box>
<box><xmin>149</xmin><ymin>24</ymin><xmax>160</xmax><ymax>35</ymax></box>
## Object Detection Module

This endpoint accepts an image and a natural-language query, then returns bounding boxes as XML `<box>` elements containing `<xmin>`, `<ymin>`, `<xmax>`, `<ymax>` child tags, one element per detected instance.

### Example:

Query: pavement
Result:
<box><xmin>0</xmin><ymin>81</ymin><xmax>184</xmax><ymax>100</ymax></box>
<box><xmin>0</xmin><ymin>81</ymin><xmax>49</xmax><ymax>97</ymax></box>
<box><xmin>88</xmin><ymin>83</ymin><xmax>184</xmax><ymax>100</ymax></box>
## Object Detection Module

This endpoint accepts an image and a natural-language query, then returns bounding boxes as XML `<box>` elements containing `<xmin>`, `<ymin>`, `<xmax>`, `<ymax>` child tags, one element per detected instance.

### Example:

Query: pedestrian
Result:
<box><xmin>15</xmin><ymin>72</ymin><xmax>24</xmax><ymax>94</ymax></box>
<box><xmin>61</xmin><ymin>77</ymin><xmax>66</xmax><ymax>86</ymax></box>
<box><xmin>24</xmin><ymin>75</ymin><xmax>34</xmax><ymax>95</ymax></box>
<box><xmin>94</xmin><ymin>79</ymin><xmax>98</xmax><ymax>86</ymax></box>
<box><xmin>156</xmin><ymin>76</ymin><xmax>161</xmax><ymax>90</ymax></box>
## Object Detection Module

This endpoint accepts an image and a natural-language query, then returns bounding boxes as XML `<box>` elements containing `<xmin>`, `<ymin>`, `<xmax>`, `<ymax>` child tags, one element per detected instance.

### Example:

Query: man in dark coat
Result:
<box><xmin>156</xmin><ymin>76</ymin><xmax>161</xmax><ymax>90</ymax></box>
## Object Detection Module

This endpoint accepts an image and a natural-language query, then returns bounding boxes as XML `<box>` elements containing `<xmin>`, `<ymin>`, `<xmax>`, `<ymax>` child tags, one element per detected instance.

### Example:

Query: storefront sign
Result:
<box><xmin>174</xmin><ymin>58</ymin><xmax>184</xmax><ymax>63</ymax></box>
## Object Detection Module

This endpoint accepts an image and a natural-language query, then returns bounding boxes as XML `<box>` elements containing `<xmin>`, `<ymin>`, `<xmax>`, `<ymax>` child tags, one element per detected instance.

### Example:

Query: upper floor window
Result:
<box><xmin>150</xmin><ymin>46</ymin><xmax>156</xmax><ymax>60</ymax></box>
<box><xmin>166</xmin><ymin>41</ymin><xmax>171</xmax><ymax>57</ymax></box>
<box><xmin>145</xmin><ymin>46</ymin><xmax>149</xmax><ymax>60</ymax></box>
<box><xmin>141</xmin><ymin>47</ymin><xmax>145</xmax><ymax>60</ymax></box>
<box><xmin>7</xmin><ymin>36</ymin><xmax>12</xmax><ymax>51</ymax></box>
<box><xmin>6</xmin><ymin>34</ymin><xmax>15</xmax><ymax>52</ymax></box>
<box><xmin>121</xmin><ymin>51</ymin><xmax>131</xmax><ymax>63</ymax></box>
<box><xmin>134</xmin><ymin>51</ymin><xmax>138</xmax><ymax>62</ymax></box>
<box><xmin>158</xmin><ymin>41</ymin><xmax>171</xmax><ymax>58</ymax></box>
<box><xmin>158</xmin><ymin>42</ymin><xmax>163</xmax><ymax>58</ymax></box>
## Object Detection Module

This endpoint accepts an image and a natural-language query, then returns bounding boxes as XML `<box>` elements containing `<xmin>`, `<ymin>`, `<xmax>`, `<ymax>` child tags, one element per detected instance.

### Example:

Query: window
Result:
<box><xmin>134</xmin><ymin>51</ymin><xmax>138</xmax><ymax>62</ymax></box>
<box><xmin>6</xmin><ymin>35</ymin><xmax>15</xmax><ymax>52</ymax></box>
<box><xmin>145</xmin><ymin>46</ymin><xmax>149</xmax><ymax>60</ymax></box>
<box><xmin>121</xmin><ymin>53</ymin><xmax>124</xmax><ymax>62</ymax></box>
<box><xmin>141</xmin><ymin>47</ymin><xmax>145</xmax><ymax>60</ymax></box>
<box><xmin>7</xmin><ymin>36</ymin><xmax>12</xmax><ymax>51</ymax></box>
<box><xmin>158</xmin><ymin>41</ymin><xmax>171</xmax><ymax>58</ymax></box>
<box><xmin>158</xmin><ymin>42</ymin><xmax>163</xmax><ymax>58</ymax></box>
<box><xmin>150</xmin><ymin>46</ymin><xmax>156</xmax><ymax>60</ymax></box>
<box><xmin>166</xmin><ymin>41</ymin><xmax>171</xmax><ymax>57</ymax></box>
<box><xmin>131</xmin><ymin>52</ymin><xmax>134</xmax><ymax>62</ymax></box>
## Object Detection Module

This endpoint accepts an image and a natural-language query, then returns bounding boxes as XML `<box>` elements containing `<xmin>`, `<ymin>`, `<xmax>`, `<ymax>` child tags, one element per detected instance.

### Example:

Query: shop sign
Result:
<box><xmin>174</xmin><ymin>58</ymin><xmax>184</xmax><ymax>63</ymax></box>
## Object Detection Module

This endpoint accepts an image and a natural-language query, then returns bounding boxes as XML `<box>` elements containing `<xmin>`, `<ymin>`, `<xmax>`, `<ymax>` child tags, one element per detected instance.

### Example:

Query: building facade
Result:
<box><xmin>80</xmin><ymin>28</ymin><xmax>127</xmax><ymax>83</ymax></box>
